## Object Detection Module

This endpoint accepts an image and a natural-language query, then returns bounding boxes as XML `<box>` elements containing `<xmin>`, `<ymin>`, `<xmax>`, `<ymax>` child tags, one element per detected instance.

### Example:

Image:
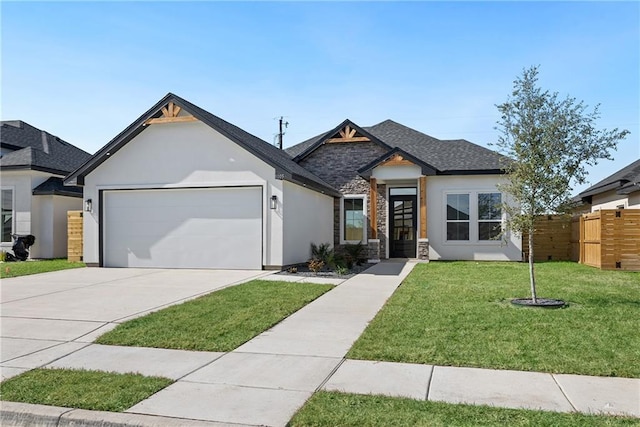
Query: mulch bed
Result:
<box><xmin>276</xmin><ymin>263</ymin><xmax>375</xmax><ymax>280</ymax></box>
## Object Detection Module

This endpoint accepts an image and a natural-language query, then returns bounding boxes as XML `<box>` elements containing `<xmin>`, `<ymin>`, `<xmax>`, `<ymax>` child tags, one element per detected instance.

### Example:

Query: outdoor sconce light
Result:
<box><xmin>85</xmin><ymin>199</ymin><xmax>92</xmax><ymax>213</ymax></box>
<box><xmin>270</xmin><ymin>195</ymin><xmax>277</xmax><ymax>210</ymax></box>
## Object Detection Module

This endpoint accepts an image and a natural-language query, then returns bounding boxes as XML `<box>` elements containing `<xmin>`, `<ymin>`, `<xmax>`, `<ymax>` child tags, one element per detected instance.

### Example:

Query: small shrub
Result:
<box><xmin>287</xmin><ymin>266</ymin><xmax>298</xmax><ymax>274</ymax></box>
<box><xmin>310</xmin><ymin>243</ymin><xmax>334</xmax><ymax>266</ymax></box>
<box><xmin>335</xmin><ymin>265</ymin><xmax>349</xmax><ymax>275</ymax></box>
<box><xmin>307</xmin><ymin>259</ymin><xmax>325</xmax><ymax>275</ymax></box>
<box><xmin>0</xmin><ymin>251</ymin><xmax>6</xmax><ymax>262</ymax></box>
<box><xmin>342</xmin><ymin>242</ymin><xmax>367</xmax><ymax>267</ymax></box>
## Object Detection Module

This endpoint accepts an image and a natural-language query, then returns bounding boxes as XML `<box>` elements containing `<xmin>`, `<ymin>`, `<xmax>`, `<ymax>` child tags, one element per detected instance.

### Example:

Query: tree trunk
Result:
<box><xmin>528</xmin><ymin>226</ymin><xmax>537</xmax><ymax>303</ymax></box>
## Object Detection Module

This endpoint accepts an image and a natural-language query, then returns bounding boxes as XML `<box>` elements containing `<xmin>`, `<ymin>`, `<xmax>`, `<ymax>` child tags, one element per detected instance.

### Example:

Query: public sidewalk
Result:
<box><xmin>1</xmin><ymin>260</ymin><xmax>639</xmax><ymax>426</ymax></box>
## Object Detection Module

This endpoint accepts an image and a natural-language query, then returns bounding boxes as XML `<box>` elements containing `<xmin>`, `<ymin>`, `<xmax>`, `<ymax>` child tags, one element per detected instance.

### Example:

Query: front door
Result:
<box><xmin>389</xmin><ymin>194</ymin><xmax>417</xmax><ymax>258</ymax></box>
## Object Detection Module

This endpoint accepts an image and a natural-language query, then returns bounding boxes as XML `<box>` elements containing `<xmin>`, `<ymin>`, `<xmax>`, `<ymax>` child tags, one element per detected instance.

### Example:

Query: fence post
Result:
<box><xmin>579</xmin><ymin>214</ymin><xmax>585</xmax><ymax>264</ymax></box>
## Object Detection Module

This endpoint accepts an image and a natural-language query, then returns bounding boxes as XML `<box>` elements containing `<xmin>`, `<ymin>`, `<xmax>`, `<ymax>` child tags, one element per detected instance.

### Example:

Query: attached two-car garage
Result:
<box><xmin>102</xmin><ymin>187</ymin><xmax>262</xmax><ymax>269</ymax></box>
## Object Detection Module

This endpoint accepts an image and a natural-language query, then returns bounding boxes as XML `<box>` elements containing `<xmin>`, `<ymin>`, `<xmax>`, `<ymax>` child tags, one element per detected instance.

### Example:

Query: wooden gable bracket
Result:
<box><xmin>379</xmin><ymin>153</ymin><xmax>415</xmax><ymax>167</ymax></box>
<box><xmin>327</xmin><ymin>124</ymin><xmax>371</xmax><ymax>143</ymax></box>
<box><xmin>144</xmin><ymin>102</ymin><xmax>198</xmax><ymax>125</ymax></box>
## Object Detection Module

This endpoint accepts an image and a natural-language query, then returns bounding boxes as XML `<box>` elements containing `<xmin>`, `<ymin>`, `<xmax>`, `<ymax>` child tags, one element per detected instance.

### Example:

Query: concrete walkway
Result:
<box><xmin>2</xmin><ymin>261</ymin><xmax>639</xmax><ymax>426</ymax></box>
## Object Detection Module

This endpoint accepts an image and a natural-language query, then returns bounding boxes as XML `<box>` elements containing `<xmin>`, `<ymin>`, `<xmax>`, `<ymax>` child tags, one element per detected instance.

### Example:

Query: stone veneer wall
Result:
<box><xmin>299</xmin><ymin>142</ymin><xmax>388</xmax><ymax>255</ymax></box>
<box><xmin>376</xmin><ymin>184</ymin><xmax>387</xmax><ymax>258</ymax></box>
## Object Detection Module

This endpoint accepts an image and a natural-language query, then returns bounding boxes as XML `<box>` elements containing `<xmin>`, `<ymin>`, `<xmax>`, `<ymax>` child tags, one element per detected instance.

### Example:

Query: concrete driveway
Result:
<box><xmin>0</xmin><ymin>268</ymin><xmax>270</xmax><ymax>380</ymax></box>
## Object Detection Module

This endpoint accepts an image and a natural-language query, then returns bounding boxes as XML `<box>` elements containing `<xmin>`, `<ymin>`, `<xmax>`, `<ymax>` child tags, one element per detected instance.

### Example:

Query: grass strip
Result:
<box><xmin>348</xmin><ymin>261</ymin><xmax>640</xmax><ymax>377</ymax></box>
<box><xmin>96</xmin><ymin>280</ymin><xmax>333</xmax><ymax>351</ymax></box>
<box><xmin>290</xmin><ymin>391</ymin><xmax>639</xmax><ymax>426</ymax></box>
<box><xmin>0</xmin><ymin>368</ymin><xmax>172</xmax><ymax>412</ymax></box>
<box><xmin>1</xmin><ymin>259</ymin><xmax>85</xmax><ymax>279</ymax></box>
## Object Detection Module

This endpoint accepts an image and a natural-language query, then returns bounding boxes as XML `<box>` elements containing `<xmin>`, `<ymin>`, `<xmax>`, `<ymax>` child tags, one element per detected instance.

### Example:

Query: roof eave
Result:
<box><xmin>284</xmin><ymin>172</ymin><xmax>341</xmax><ymax>197</ymax></box>
<box><xmin>357</xmin><ymin>147</ymin><xmax>439</xmax><ymax>179</ymax></box>
<box><xmin>33</xmin><ymin>188</ymin><xmax>83</xmax><ymax>198</ymax></box>
<box><xmin>1</xmin><ymin>164</ymin><xmax>69</xmax><ymax>176</ymax></box>
<box><xmin>437</xmin><ymin>169</ymin><xmax>506</xmax><ymax>176</ymax></box>
<box><xmin>578</xmin><ymin>180</ymin><xmax>624</xmax><ymax>199</ymax></box>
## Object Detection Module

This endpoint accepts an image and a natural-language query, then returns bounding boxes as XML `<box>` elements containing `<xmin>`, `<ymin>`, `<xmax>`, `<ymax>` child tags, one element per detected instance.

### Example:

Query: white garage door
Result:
<box><xmin>103</xmin><ymin>187</ymin><xmax>262</xmax><ymax>269</ymax></box>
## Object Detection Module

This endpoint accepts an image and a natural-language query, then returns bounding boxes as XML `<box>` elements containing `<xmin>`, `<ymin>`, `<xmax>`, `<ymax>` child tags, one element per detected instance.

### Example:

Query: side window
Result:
<box><xmin>478</xmin><ymin>193</ymin><xmax>502</xmax><ymax>240</ymax></box>
<box><xmin>343</xmin><ymin>198</ymin><xmax>365</xmax><ymax>242</ymax></box>
<box><xmin>1</xmin><ymin>189</ymin><xmax>13</xmax><ymax>243</ymax></box>
<box><xmin>446</xmin><ymin>193</ymin><xmax>469</xmax><ymax>241</ymax></box>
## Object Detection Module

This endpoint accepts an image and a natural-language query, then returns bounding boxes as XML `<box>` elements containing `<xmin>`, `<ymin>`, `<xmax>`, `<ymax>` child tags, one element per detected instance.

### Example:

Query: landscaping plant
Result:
<box><xmin>494</xmin><ymin>66</ymin><xmax>629</xmax><ymax>303</ymax></box>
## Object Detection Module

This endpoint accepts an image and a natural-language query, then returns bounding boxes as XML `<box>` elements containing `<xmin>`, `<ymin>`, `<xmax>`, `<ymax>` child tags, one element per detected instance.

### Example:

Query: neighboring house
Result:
<box><xmin>65</xmin><ymin>93</ymin><xmax>521</xmax><ymax>270</ymax></box>
<box><xmin>1</xmin><ymin>121</ymin><xmax>91</xmax><ymax>258</ymax></box>
<box><xmin>577</xmin><ymin>159</ymin><xmax>640</xmax><ymax>211</ymax></box>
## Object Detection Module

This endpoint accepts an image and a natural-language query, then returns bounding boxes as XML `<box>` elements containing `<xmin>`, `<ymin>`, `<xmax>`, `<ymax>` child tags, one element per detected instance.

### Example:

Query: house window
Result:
<box><xmin>478</xmin><ymin>193</ymin><xmax>502</xmax><ymax>240</ymax></box>
<box><xmin>343</xmin><ymin>197</ymin><xmax>365</xmax><ymax>242</ymax></box>
<box><xmin>446</xmin><ymin>193</ymin><xmax>469</xmax><ymax>241</ymax></box>
<box><xmin>1</xmin><ymin>189</ymin><xmax>13</xmax><ymax>243</ymax></box>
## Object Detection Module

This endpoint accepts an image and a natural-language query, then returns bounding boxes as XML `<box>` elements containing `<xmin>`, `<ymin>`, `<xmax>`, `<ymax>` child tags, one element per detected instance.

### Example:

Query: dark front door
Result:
<box><xmin>389</xmin><ymin>195</ymin><xmax>417</xmax><ymax>258</ymax></box>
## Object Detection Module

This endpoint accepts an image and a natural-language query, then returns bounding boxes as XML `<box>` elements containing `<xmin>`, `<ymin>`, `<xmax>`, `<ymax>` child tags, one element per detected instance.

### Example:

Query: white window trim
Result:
<box><xmin>443</xmin><ymin>190</ymin><xmax>505</xmax><ymax>245</ymax></box>
<box><xmin>1</xmin><ymin>187</ymin><xmax>15</xmax><ymax>244</ymax></box>
<box><xmin>340</xmin><ymin>194</ymin><xmax>368</xmax><ymax>245</ymax></box>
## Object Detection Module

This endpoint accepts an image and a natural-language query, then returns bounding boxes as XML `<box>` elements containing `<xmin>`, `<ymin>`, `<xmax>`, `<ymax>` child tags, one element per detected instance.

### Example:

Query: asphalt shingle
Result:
<box><xmin>1</xmin><ymin>121</ymin><xmax>91</xmax><ymax>174</ymax></box>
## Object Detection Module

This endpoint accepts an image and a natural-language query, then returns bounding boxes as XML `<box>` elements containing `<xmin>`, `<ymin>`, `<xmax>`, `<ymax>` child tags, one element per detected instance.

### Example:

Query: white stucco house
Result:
<box><xmin>65</xmin><ymin>93</ymin><xmax>521</xmax><ymax>269</ymax></box>
<box><xmin>577</xmin><ymin>159</ymin><xmax>640</xmax><ymax>211</ymax></box>
<box><xmin>1</xmin><ymin>121</ymin><xmax>91</xmax><ymax>258</ymax></box>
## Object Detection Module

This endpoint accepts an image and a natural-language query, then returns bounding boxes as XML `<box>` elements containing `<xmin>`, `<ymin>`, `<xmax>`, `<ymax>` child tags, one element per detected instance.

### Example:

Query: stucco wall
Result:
<box><xmin>1</xmin><ymin>170</ymin><xmax>56</xmax><ymax>256</ymax></box>
<box><xmin>590</xmin><ymin>189</ymin><xmax>638</xmax><ymax>211</ymax></box>
<box><xmin>282</xmin><ymin>180</ymin><xmax>334</xmax><ymax>266</ymax></box>
<box><xmin>83</xmin><ymin>120</ymin><xmax>284</xmax><ymax>266</ymax></box>
<box><xmin>426</xmin><ymin>175</ymin><xmax>522</xmax><ymax>261</ymax></box>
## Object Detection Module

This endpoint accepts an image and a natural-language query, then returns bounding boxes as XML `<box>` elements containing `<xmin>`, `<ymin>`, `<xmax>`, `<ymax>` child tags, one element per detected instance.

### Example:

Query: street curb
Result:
<box><xmin>0</xmin><ymin>401</ymin><xmax>248</xmax><ymax>427</ymax></box>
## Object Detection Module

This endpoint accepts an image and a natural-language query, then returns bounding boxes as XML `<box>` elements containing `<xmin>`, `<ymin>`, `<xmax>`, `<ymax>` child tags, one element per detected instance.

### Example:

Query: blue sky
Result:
<box><xmin>2</xmin><ymin>1</ymin><xmax>638</xmax><ymax>194</ymax></box>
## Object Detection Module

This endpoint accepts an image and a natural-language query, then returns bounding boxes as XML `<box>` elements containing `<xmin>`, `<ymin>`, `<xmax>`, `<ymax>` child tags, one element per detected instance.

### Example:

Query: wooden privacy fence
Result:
<box><xmin>523</xmin><ymin>210</ymin><xmax>640</xmax><ymax>271</ymax></box>
<box><xmin>67</xmin><ymin>211</ymin><xmax>83</xmax><ymax>262</ymax></box>
<box><xmin>578</xmin><ymin>209</ymin><xmax>640</xmax><ymax>271</ymax></box>
<box><xmin>522</xmin><ymin>215</ymin><xmax>575</xmax><ymax>262</ymax></box>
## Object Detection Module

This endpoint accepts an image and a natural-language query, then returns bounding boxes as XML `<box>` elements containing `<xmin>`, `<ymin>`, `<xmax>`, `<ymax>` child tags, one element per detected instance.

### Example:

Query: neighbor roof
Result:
<box><xmin>1</xmin><ymin>121</ymin><xmax>91</xmax><ymax>175</ymax></box>
<box><xmin>286</xmin><ymin>119</ymin><xmax>507</xmax><ymax>174</ymax></box>
<box><xmin>64</xmin><ymin>93</ymin><xmax>340</xmax><ymax>197</ymax></box>
<box><xmin>32</xmin><ymin>177</ymin><xmax>83</xmax><ymax>198</ymax></box>
<box><xmin>578</xmin><ymin>159</ymin><xmax>640</xmax><ymax>201</ymax></box>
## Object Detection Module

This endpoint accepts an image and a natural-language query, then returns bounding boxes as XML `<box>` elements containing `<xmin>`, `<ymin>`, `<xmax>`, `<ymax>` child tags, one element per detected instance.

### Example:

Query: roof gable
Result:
<box><xmin>64</xmin><ymin>93</ymin><xmax>339</xmax><ymax>196</ymax></box>
<box><xmin>290</xmin><ymin>119</ymin><xmax>391</xmax><ymax>162</ymax></box>
<box><xmin>358</xmin><ymin>147</ymin><xmax>438</xmax><ymax>179</ymax></box>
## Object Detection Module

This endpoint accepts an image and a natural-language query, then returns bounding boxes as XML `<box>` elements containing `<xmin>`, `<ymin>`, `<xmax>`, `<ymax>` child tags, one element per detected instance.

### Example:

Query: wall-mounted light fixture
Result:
<box><xmin>270</xmin><ymin>195</ymin><xmax>277</xmax><ymax>210</ymax></box>
<box><xmin>85</xmin><ymin>199</ymin><xmax>92</xmax><ymax>213</ymax></box>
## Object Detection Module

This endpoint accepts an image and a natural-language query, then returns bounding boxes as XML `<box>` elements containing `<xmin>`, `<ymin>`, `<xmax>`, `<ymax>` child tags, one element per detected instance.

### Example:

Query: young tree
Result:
<box><xmin>495</xmin><ymin>66</ymin><xmax>629</xmax><ymax>303</ymax></box>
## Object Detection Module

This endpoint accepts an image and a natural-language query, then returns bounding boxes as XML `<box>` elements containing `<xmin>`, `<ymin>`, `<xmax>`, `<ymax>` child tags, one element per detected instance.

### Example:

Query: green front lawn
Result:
<box><xmin>0</xmin><ymin>259</ymin><xmax>85</xmax><ymax>279</ymax></box>
<box><xmin>96</xmin><ymin>280</ymin><xmax>333</xmax><ymax>351</ymax></box>
<box><xmin>0</xmin><ymin>369</ymin><xmax>172</xmax><ymax>412</ymax></box>
<box><xmin>290</xmin><ymin>392</ymin><xmax>639</xmax><ymax>426</ymax></box>
<box><xmin>348</xmin><ymin>261</ymin><xmax>640</xmax><ymax>377</ymax></box>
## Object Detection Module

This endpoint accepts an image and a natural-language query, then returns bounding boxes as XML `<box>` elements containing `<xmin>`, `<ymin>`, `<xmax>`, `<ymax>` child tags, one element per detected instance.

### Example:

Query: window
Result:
<box><xmin>478</xmin><ymin>193</ymin><xmax>502</xmax><ymax>240</ymax></box>
<box><xmin>343</xmin><ymin>197</ymin><xmax>365</xmax><ymax>242</ymax></box>
<box><xmin>446</xmin><ymin>194</ymin><xmax>469</xmax><ymax>240</ymax></box>
<box><xmin>1</xmin><ymin>189</ymin><xmax>13</xmax><ymax>243</ymax></box>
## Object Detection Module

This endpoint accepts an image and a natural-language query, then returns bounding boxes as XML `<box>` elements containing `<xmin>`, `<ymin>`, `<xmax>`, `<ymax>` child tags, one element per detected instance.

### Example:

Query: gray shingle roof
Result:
<box><xmin>65</xmin><ymin>93</ymin><xmax>340</xmax><ymax>197</ymax></box>
<box><xmin>578</xmin><ymin>159</ymin><xmax>640</xmax><ymax>199</ymax></box>
<box><xmin>286</xmin><ymin>119</ymin><xmax>507</xmax><ymax>174</ymax></box>
<box><xmin>1</xmin><ymin>121</ymin><xmax>91</xmax><ymax>174</ymax></box>
<box><xmin>32</xmin><ymin>177</ymin><xmax>83</xmax><ymax>198</ymax></box>
<box><xmin>363</xmin><ymin>120</ymin><xmax>506</xmax><ymax>173</ymax></box>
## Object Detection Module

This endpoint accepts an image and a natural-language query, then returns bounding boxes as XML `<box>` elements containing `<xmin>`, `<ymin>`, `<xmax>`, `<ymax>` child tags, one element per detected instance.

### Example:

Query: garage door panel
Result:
<box><xmin>104</xmin><ymin>187</ymin><xmax>262</xmax><ymax>269</ymax></box>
